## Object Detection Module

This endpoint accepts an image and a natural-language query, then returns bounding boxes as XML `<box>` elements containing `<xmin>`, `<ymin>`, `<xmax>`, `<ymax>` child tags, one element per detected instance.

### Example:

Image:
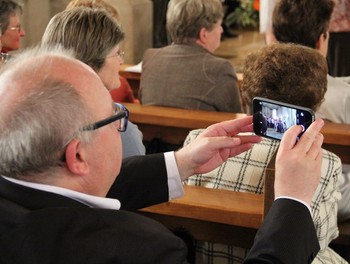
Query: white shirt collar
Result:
<box><xmin>2</xmin><ymin>176</ymin><xmax>121</xmax><ymax>210</ymax></box>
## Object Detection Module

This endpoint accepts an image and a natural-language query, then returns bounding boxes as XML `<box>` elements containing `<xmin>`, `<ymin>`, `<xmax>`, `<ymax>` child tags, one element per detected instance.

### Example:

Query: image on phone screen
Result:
<box><xmin>252</xmin><ymin>97</ymin><xmax>315</xmax><ymax>141</ymax></box>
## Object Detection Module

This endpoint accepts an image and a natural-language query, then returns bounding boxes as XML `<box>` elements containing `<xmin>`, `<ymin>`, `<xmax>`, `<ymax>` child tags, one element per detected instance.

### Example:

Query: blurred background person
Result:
<box><xmin>66</xmin><ymin>0</ymin><xmax>139</xmax><ymax>104</ymax></box>
<box><xmin>0</xmin><ymin>0</ymin><xmax>25</xmax><ymax>54</ymax></box>
<box><xmin>42</xmin><ymin>6</ymin><xmax>145</xmax><ymax>158</ymax></box>
<box><xmin>139</xmin><ymin>0</ymin><xmax>242</xmax><ymax>113</ymax></box>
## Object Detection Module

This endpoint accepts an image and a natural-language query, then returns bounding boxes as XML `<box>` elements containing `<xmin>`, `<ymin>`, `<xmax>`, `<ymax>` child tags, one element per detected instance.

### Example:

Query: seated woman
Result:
<box><xmin>139</xmin><ymin>0</ymin><xmax>242</xmax><ymax>113</ymax></box>
<box><xmin>0</xmin><ymin>0</ymin><xmax>25</xmax><ymax>61</ymax></box>
<box><xmin>66</xmin><ymin>0</ymin><xmax>139</xmax><ymax>105</ymax></box>
<box><xmin>184</xmin><ymin>44</ymin><xmax>345</xmax><ymax>263</ymax></box>
<box><xmin>110</xmin><ymin>76</ymin><xmax>139</xmax><ymax>104</ymax></box>
<box><xmin>42</xmin><ymin>2</ymin><xmax>145</xmax><ymax>158</ymax></box>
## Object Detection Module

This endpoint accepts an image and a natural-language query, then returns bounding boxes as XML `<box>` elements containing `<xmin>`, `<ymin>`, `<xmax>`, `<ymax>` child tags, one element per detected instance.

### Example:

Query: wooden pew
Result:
<box><xmin>124</xmin><ymin>103</ymin><xmax>350</xmax><ymax>164</ymax></box>
<box><xmin>321</xmin><ymin>122</ymin><xmax>350</xmax><ymax>164</ymax></box>
<box><xmin>139</xmin><ymin>155</ymin><xmax>276</xmax><ymax>249</ymax></box>
<box><xmin>123</xmin><ymin>103</ymin><xmax>247</xmax><ymax>148</ymax></box>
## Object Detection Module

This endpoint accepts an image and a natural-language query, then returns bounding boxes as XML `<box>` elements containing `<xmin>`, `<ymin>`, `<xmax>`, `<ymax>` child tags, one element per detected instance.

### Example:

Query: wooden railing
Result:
<box><xmin>125</xmin><ymin>103</ymin><xmax>350</xmax><ymax>164</ymax></box>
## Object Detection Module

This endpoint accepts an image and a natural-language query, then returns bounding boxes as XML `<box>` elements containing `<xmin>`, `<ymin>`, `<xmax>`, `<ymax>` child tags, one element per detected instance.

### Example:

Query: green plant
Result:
<box><xmin>225</xmin><ymin>0</ymin><xmax>259</xmax><ymax>29</ymax></box>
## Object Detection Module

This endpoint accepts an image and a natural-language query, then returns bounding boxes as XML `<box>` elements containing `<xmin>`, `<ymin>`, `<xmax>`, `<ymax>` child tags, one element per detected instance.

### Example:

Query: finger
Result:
<box><xmin>202</xmin><ymin>116</ymin><xmax>253</xmax><ymax>137</ymax></box>
<box><xmin>297</xmin><ymin>119</ymin><xmax>325</xmax><ymax>153</ymax></box>
<box><xmin>200</xmin><ymin>136</ymin><xmax>242</xmax><ymax>151</ymax></box>
<box><xmin>228</xmin><ymin>143</ymin><xmax>255</xmax><ymax>157</ymax></box>
<box><xmin>278</xmin><ymin>124</ymin><xmax>303</xmax><ymax>152</ymax></box>
<box><xmin>306</xmin><ymin>133</ymin><xmax>324</xmax><ymax>160</ymax></box>
<box><xmin>234</xmin><ymin>135</ymin><xmax>262</xmax><ymax>145</ymax></box>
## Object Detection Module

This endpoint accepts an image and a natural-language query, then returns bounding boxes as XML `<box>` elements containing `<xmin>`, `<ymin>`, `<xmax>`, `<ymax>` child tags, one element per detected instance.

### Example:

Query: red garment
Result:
<box><xmin>110</xmin><ymin>76</ymin><xmax>139</xmax><ymax>103</ymax></box>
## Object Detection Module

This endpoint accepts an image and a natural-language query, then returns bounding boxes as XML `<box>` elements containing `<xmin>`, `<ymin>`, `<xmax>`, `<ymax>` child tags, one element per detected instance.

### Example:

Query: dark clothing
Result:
<box><xmin>245</xmin><ymin>199</ymin><xmax>320</xmax><ymax>263</ymax></box>
<box><xmin>327</xmin><ymin>32</ymin><xmax>350</xmax><ymax>77</ymax></box>
<box><xmin>0</xmin><ymin>154</ymin><xmax>319</xmax><ymax>263</ymax></box>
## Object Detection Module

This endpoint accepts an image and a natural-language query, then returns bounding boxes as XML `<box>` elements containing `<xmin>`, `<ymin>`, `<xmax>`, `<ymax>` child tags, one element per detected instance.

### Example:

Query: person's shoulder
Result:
<box><xmin>327</xmin><ymin>75</ymin><xmax>350</xmax><ymax>93</ymax></box>
<box><xmin>143</xmin><ymin>47</ymin><xmax>163</xmax><ymax>61</ymax></box>
<box><xmin>204</xmin><ymin>53</ymin><xmax>235</xmax><ymax>74</ymax></box>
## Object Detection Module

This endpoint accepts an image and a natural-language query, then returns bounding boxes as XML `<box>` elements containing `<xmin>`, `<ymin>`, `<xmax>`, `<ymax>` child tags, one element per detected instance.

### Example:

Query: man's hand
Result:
<box><xmin>175</xmin><ymin>116</ymin><xmax>261</xmax><ymax>181</ymax></box>
<box><xmin>275</xmin><ymin>119</ymin><xmax>325</xmax><ymax>206</ymax></box>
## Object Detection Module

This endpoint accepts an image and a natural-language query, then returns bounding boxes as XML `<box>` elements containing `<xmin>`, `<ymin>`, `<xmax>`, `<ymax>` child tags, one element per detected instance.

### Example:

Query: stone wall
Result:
<box><xmin>20</xmin><ymin>0</ymin><xmax>152</xmax><ymax>64</ymax></box>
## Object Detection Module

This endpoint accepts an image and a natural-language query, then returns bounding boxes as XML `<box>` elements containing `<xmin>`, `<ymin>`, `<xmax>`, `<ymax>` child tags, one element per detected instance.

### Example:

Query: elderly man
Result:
<box><xmin>0</xmin><ymin>46</ymin><xmax>323</xmax><ymax>263</ymax></box>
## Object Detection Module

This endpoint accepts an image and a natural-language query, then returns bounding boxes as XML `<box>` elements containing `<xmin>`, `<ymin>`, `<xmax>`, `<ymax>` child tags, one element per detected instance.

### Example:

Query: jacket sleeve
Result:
<box><xmin>244</xmin><ymin>199</ymin><xmax>320</xmax><ymax>264</ymax></box>
<box><xmin>107</xmin><ymin>153</ymin><xmax>169</xmax><ymax>210</ymax></box>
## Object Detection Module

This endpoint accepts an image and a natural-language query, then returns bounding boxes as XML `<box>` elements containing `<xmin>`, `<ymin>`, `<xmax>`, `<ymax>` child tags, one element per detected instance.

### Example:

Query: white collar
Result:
<box><xmin>2</xmin><ymin>176</ymin><xmax>121</xmax><ymax>210</ymax></box>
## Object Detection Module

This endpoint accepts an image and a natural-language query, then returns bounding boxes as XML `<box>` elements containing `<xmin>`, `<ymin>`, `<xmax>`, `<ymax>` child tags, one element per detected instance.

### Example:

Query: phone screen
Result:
<box><xmin>252</xmin><ymin>97</ymin><xmax>315</xmax><ymax>141</ymax></box>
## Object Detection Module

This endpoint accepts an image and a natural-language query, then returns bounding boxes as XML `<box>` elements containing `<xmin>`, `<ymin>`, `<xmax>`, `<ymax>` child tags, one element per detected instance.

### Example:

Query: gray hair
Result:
<box><xmin>166</xmin><ymin>0</ymin><xmax>223</xmax><ymax>44</ymax></box>
<box><xmin>41</xmin><ymin>6</ymin><xmax>124</xmax><ymax>72</ymax></box>
<box><xmin>0</xmin><ymin>46</ymin><xmax>94</xmax><ymax>179</ymax></box>
<box><xmin>0</xmin><ymin>0</ymin><xmax>22</xmax><ymax>34</ymax></box>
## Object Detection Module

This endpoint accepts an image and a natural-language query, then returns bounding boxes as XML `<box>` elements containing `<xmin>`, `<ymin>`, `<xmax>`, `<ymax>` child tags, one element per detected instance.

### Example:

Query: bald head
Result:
<box><xmin>0</xmin><ymin>47</ymin><xmax>104</xmax><ymax>110</ymax></box>
<box><xmin>0</xmin><ymin>46</ymin><xmax>110</xmax><ymax>180</ymax></box>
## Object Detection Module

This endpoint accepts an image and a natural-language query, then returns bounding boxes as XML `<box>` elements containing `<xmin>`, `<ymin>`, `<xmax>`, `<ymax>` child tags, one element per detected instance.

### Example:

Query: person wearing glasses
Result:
<box><xmin>65</xmin><ymin>0</ymin><xmax>140</xmax><ymax>105</ymax></box>
<box><xmin>0</xmin><ymin>0</ymin><xmax>25</xmax><ymax>56</ymax></box>
<box><xmin>0</xmin><ymin>44</ymin><xmax>324</xmax><ymax>264</ymax></box>
<box><xmin>41</xmin><ymin>7</ymin><xmax>145</xmax><ymax>159</ymax></box>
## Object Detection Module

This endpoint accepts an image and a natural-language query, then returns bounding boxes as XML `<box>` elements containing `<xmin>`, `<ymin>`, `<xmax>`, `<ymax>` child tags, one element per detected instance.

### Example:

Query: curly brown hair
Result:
<box><xmin>241</xmin><ymin>43</ymin><xmax>327</xmax><ymax>113</ymax></box>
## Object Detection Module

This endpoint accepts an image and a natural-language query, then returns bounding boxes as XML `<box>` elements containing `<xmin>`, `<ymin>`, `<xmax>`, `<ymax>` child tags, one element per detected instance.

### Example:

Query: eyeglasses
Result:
<box><xmin>0</xmin><ymin>52</ymin><xmax>10</xmax><ymax>62</ymax></box>
<box><xmin>7</xmin><ymin>26</ymin><xmax>22</xmax><ymax>33</ymax></box>
<box><xmin>107</xmin><ymin>49</ymin><xmax>125</xmax><ymax>60</ymax></box>
<box><xmin>82</xmin><ymin>103</ymin><xmax>129</xmax><ymax>132</ymax></box>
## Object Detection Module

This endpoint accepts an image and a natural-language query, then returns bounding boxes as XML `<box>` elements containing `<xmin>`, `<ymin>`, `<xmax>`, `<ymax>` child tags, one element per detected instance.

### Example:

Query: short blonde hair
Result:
<box><xmin>41</xmin><ymin>7</ymin><xmax>124</xmax><ymax>72</ymax></box>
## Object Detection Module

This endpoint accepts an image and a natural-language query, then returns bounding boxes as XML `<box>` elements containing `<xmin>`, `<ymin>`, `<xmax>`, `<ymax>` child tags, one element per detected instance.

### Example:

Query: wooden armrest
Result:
<box><xmin>321</xmin><ymin>122</ymin><xmax>350</xmax><ymax>164</ymax></box>
<box><xmin>141</xmin><ymin>185</ymin><xmax>264</xmax><ymax>229</ymax></box>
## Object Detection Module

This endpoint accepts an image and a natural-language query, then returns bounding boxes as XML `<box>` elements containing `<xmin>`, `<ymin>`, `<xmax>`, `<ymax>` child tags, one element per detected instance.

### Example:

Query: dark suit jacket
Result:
<box><xmin>0</xmin><ymin>154</ymin><xmax>188</xmax><ymax>263</ymax></box>
<box><xmin>0</xmin><ymin>153</ymin><xmax>319</xmax><ymax>263</ymax></box>
<box><xmin>244</xmin><ymin>199</ymin><xmax>320</xmax><ymax>264</ymax></box>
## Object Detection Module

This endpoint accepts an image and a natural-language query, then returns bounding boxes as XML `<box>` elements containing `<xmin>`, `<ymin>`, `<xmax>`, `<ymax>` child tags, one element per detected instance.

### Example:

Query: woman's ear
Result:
<box><xmin>64</xmin><ymin>139</ymin><xmax>89</xmax><ymax>176</ymax></box>
<box><xmin>198</xmin><ymin>27</ymin><xmax>207</xmax><ymax>43</ymax></box>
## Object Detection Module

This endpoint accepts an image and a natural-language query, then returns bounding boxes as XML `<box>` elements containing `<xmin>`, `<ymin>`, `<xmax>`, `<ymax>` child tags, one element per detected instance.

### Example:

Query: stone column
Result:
<box><xmin>21</xmin><ymin>0</ymin><xmax>152</xmax><ymax>65</ymax></box>
<box><xmin>111</xmin><ymin>0</ymin><xmax>153</xmax><ymax>64</ymax></box>
<box><xmin>21</xmin><ymin>0</ymin><xmax>51</xmax><ymax>48</ymax></box>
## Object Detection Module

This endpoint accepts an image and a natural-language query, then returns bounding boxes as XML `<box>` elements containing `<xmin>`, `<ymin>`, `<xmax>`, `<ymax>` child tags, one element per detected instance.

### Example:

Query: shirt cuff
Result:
<box><xmin>275</xmin><ymin>196</ymin><xmax>312</xmax><ymax>215</ymax></box>
<box><xmin>164</xmin><ymin>151</ymin><xmax>184</xmax><ymax>200</ymax></box>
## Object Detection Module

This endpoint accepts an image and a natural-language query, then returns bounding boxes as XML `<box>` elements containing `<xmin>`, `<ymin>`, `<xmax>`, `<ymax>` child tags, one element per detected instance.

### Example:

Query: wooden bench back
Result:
<box><xmin>124</xmin><ymin>103</ymin><xmax>350</xmax><ymax>164</ymax></box>
<box><xmin>123</xmin><ymin>103</ymin><xmax>246</xmax><ymax>146</ymax></box>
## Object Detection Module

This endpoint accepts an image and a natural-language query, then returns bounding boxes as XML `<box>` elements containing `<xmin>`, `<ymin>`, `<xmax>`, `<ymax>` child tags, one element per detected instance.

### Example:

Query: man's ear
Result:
<box><xmin>198</xmin><ymin>27</ymin><xmax>207</xmax><ymax>43</ymax></box>
<box><xmin>64</xmin><ymin>139</ymin><xmax>89</xmax><ymax>176</ymax></box>
<box><xmin>316</xmin><ymin>32</ymin><xmax>327</xmax><ymax>50</ymax></box>
<box><xmin>316</xmin><ymin>32</ymin><xmax>329</xmax><ymax>57</ymax></box>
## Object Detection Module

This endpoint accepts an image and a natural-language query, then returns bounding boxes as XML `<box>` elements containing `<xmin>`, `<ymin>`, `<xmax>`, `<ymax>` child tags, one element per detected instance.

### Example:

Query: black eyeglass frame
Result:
<box><xmin>82</xmin><ymin>102</ymin><xmax>129</xmax><ymax>132</ymax></box>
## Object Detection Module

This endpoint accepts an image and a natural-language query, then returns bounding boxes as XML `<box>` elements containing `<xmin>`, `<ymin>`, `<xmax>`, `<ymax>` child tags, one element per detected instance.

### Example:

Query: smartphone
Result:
<box><xmin>252</xmin><ymin>97</ymin><xmax>315</xmax><ymax>141</ymax></box>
